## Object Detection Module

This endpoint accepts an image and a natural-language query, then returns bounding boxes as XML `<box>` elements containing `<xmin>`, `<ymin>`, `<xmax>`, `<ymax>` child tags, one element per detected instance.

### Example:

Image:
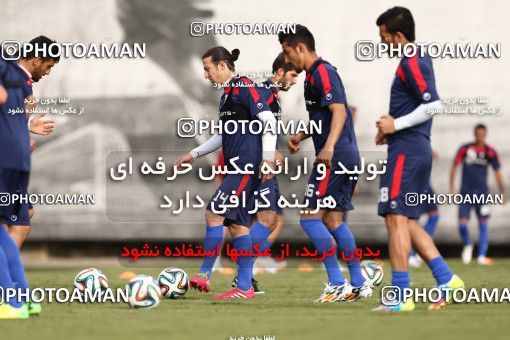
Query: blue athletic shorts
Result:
<box><xmin>0</xmin><ymin>168</ymin><xmax>31</xmax><ymax>226</ymax></box>
<box><xmin>378</xmin><ymin>153</ymin><xmax>432</xmax><ymax>220</ymax></box>
<box><xmin>206</xmin><ymin>173</ymin><xmax>260</xmax><ymax>227</ymax></box>
<box><xmin>304</xmin><ymin>160</ymin><xmax>358</xmax><ymax>212</ymax></box>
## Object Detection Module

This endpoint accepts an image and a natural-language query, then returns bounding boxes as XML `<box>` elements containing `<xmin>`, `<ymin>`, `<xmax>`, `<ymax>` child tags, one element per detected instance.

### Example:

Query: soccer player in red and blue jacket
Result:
<box><xmin>0</xmin><ymin>36</ymin><xmax>59</xmax><ymax>318</ymax></box>
<box><xmin>374</xmin><ymin>7</ymin><xmax>464</xmax><ymax>311</ymax></box>
<box><xmin>279</xmin><ymin>25</ymin><xmax>371</xmax><ymax>302</ymax></box>
<box><xmin>174</xmin><ymin>47</ymin><xmax>277</xmax><ymax>299</ymax></box>
<box><xmin>450</xmin><ymin>124</ymin><xmax>506</xmax><ymax>265</ymax></box>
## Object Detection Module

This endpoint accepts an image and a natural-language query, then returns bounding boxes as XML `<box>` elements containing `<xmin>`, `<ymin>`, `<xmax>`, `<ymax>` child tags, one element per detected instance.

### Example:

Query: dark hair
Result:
<box><xmin>21</xmin><ymin>35</ymin><xmax>60</xmax><ymax>62</ymax></box>
<box><xmin>474</xmin><ymin>123</ymin><xmax>487</xmax><ymax>131</ymax></box>
<box><xmin>376</xmin><ymin>7</ymin><xmax>415</xmax><ymax>42</ymax></box>
<box><xmin>202</xmin><ymin>46</ymin><xmax>239</xmax><ymax>71</ymax></box>
<box><xmin>278</xmin><ymin>24</ymin><xmax>315</xmax><ymax>51</ymax></box>
<box><xmin>272</xmin><ymin>52</ymin><xmax>293</xmax><ymax>74</ymax></box>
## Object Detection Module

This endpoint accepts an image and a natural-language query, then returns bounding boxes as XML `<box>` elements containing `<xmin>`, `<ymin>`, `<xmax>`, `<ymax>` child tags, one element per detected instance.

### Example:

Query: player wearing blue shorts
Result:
<box><xmin>0</xmin><ymin>36</ymin><xmax>59</xmax><ymax>319</ymax></box>
<box><xmin>174</xmin><ymin>47</ymin><xmax>277</xmax><ymax>299</ymax></box>
<box><xmin>5</xmin><ymin>38</ymin><xmax>56</xmax><ymax>248</ymax></box>
<box><xmin>279</xmin><ymin>25</ymin><xmax>371</xmax><ymax>302</ymax></box>
<box><xmin>229</xmin><ymin>53</ymin><xmax>298</xmax><ymax>291</ymax></box>
<box><xmin>450</xmin><ymin>124</ymin><xmax>505</xmax><ymax>265</ymax></box>
<box><xmin>373</xmin><ymin>7</ymin><xmax>463</xmax><ymax>311</ymax></box>
<box><xmin>249</xmin><ymin>53</ymin><xmax>298</xmax><ymax>267</ymax></box>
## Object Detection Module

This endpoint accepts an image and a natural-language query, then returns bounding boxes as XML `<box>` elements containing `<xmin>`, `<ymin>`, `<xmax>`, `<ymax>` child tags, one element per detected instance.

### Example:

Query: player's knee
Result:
<box><xmin>228</xmin><ymin>223</ymin><xmax>249</xmax><ymax>238</ymax></box>
<box><xmin>276</xmin><ymin>215</ymin><xmax>285</xmax><ymax>229</ymax></box>
<box><xmin>300</xmin><ymin>209</ymin><xmax>323</xmax><ymax>221</ymax></box>
<box><xmin>9</xmin><ymin>225</ymin><xmax>31</xmax><ymax>246</ymax></box>
<box><xmin>256</xmin><ymin>210</ymin><xmax>277</xmax><ymax>231</ymax></box>
<box><xmin>322</xmin><ymin>215</ymin><xmax>343</xmax><ymax>230</ymax></box>
<box><xmin>385</xmin><ymin>214</ymin><xmax>407</xmax><ymax>232</ymax></box>
<box><xmin>205</xmin><ymin>210</ymin><xmax>224</xmax><ymax>226</ymax></box>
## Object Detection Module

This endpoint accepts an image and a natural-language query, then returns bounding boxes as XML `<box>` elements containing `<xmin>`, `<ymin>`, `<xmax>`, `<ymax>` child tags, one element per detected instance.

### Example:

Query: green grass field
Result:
<box><xmin>4</xmin><ymin>259</ymin><xmax>509</xmax><ymax>340</ymax></box>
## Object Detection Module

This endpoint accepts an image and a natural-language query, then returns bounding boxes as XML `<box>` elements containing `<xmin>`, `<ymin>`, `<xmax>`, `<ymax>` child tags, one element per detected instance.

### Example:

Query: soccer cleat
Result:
<box><xmin>213</xmin><ymin>287</ymin><xmax>255</xmax><ymax>299</ymax></box>
<box><xmin>315</xmin><ymin>281</ymin><xmax>352</xmax><ymax>303</ymax></box>
<box><xmin>251</xmin><ymin>278</ymin><xmax>264</xmax><ymax>294</ymax></box>
<box><xmin>256</xmin><ymin>256</ymin><xmax>288</xmax><ymax>274</ymax></box>
<box><xmin>477</xmin><ymin>256</ymin><xmax>493</xmax><ymax>266</ymax></box>
<box><xmin>189</xmin><ymin>273</ymin><xmax>211</xmax><ymax>292</ymax></box>
<box><xmin>231</xmin><ymin>277</ymin><xmax>264</xmax><ymax>294</ymax></box>
<box><xmin>345</xmin><ymin>281</ymin><xmax>373</xmax><ymax>301</ymax></box>
<box><xmin>211</xmin><ymin>257</ymin><xmax>224</xmax><ymax>273</ymax></box>
<box><xmin>0</xmin><ymin>303</ymin><xmax>29</xmax><ymax>319</ymax></box>
<box><xmin>428</xmin><ymin>274</ymin><xmax>465</xmax><ymax>310</ymax></box>
<box><xmin>27</xmin><ymin>302</ymin><xmax>42</xmax><ymax>315</ymax></box>
<box><xmin>408</xmin><ymin>254</ymin><xmax>423</xmax><ymax>268</ymax></box>
<box><xmin>461</xmin><ymin>244</ymin><xmax>473</xmax><ymax>264</ymax></box>
<box><xmin>372</xmin><ymin>299</ymin><xmax>415</xmax><ymax>312</ymax></box>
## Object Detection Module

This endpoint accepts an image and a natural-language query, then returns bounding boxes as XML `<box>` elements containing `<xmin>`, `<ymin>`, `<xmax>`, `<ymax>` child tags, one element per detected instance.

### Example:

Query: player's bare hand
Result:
<box><xmin>30</xmin><ymin>139</ymin><xmax>36</xmax><ymax>152</ymax></box>
<box><xmin>375</xmin><ymin>131</ymin><xmax>387</xmax><ymax>145</ymax></box>
<box><xmin>30</xmin><ymin>114</ymin><xmax>55</xmax><ymax>136</ymax></box>
<box><xmin>259</xmin><ymin>159</ymin><xmax>276</xmax><ymax>183</ymax></box>
<box><xmin>376</xmin><ymin>115</ymin><xmax>396</xmax><ymax>135</ymax></box>
<box><xmin>174</xmin><ymin>153</ymin><xmax>194</xmax><ymax>171</ymax></box>
<box><xmin>315</xmin><ymin>147</ymin><xmax>333</xmax><ymax>168</ymax></box>
<box><xmin>287</xmin><ymin>135</ymin><xmax>301</xmax><ymax>154</ymax></box>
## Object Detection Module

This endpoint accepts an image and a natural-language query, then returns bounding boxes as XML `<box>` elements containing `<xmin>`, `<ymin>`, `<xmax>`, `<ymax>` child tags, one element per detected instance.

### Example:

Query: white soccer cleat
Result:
<box><xmin>408</xmin><ymin>254</ymin><xmax>423</xmax><ymax>268</ymax></box>
<box><xmin>477</xmin><ymin>256</ymin><xmax>493</xmax><ymax>266</ymax></box>
<box><xmin>256</xmin><ymin>256</ymin><xmax>287</xmax><ymax>274</ymax></box>
<box><xmin>211</xmin><ymin>257</ymin><xmax>224</xmax><ymax>272</ymax></box>
<box><xmin>345</xmin><ymin>281</ymin><xmax>373</xmax><ymax>301</ymax></box>
<box><xmin>461</xmin><ymin>245</ymin><xmax>473</xmax><ymax>264</ymax></box>
<box><xmin>314</xmin><ymin>281</ymin><xmax>352</xmax><ymax>303</ymax></box>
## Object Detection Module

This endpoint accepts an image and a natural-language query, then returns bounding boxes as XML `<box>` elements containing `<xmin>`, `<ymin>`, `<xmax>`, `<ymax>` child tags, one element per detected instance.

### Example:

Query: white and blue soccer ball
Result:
<box><xmin>158</xmin><ymin>267</ymin><xmax>189</xmax><ymax>299</ymax></box>
<box><xmin>73</xmin><ymin>268</ymin><xmax>108</xmax><ymax>293</ymax></box>
<box><xmin>126</xmin><ymin>275</ymin><xmax>162</xmax><ymax>309</ymax></box>
<box><xmin>360</xmin><ymin>260</ymin><xmax>384</xmax><ymax>288</ymax></box>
